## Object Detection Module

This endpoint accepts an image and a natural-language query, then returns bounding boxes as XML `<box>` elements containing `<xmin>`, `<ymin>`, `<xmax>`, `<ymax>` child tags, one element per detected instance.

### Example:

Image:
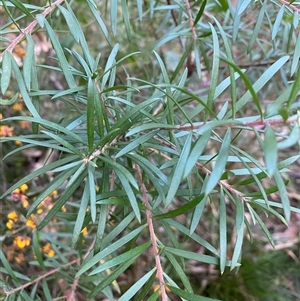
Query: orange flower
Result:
<box><xmin>12</xmin><ymin>102</ymin><xmax>24</xmax><ymax>112</ymax></box>
<box><xmin>15</xmin><ymin>253</ymin><xmax>25</xmax><ymax>264</ymax></box>
<box><xmin>18</xmin><ymin>120</ymin><xmax>30</xmax><ymax>129</ymax></box>
<box><xmin>0</xmin><ymin>125</ymin><xmax>14</xmax><ymax>137</ymax></box>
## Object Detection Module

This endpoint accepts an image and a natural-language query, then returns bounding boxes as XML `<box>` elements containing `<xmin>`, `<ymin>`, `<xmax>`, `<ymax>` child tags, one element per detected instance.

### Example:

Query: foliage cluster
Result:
<box><xmin>1</xmin><ymin>0</ymin><xmax>300</xmax><ymax>300</ymax></box>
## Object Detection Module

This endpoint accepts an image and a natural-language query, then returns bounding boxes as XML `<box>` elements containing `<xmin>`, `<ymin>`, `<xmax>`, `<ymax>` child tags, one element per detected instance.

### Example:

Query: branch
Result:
<box><xmin>134</xmin><ymin>163</ymin><xmax>167</xmax><ymax>301</ymax></box>
<box><xmin>0</xmin><ymin>0</ymin><xmax>66</xmax><ymax>60</ymax></box>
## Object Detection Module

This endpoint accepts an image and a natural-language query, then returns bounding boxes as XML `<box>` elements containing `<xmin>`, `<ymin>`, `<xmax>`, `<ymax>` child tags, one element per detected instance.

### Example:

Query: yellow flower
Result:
<box><xmin>14</xmin><ymin>236</ymin><xmax>31</xmax><ymax>249</ymax></box>
<box><xmin>42</xmin><ymin>243</ymin><xmax>55</xmax><ymax>257</ymax></box>
<box><xmin>15</xmin><ymin>140</ymin><xmax>23</xmax><ymax>146</ymax></box>
<box><xmin>22</xmin><ymin>196</ymin><xmax>29</xmax><ymax>208</ymax></box>
<box><xmin>81</xmin><ymin>227</ymin><xmax>88</xmax><ymax>236</ymax></box>
<box><xmin>26</xmin><ymin>216</ymin><xmax>36</xmax><ymax>229</ymax></box>
<box><xmin>0</xmin><ymin>125</ymin><xmax>14</xmax><ymax>137</ymax></box>
<box><xmin>7</xmin><ymin>211</ymin><xmax>18</xmax><ymax>221</ymax></box>
<box><xmin>6</xmin><ymin>219</ymin><xmax>14</xmax><ymax>230</ymax></box>
<box><xmin>0</xmin><ymin>113</ymin><xmax>3</xmax><ymax>120</ymax></box>
<box><xmin>20</xmin><ymin>184</ymin><xmax>28</xmax><ymax>193</ymax></box>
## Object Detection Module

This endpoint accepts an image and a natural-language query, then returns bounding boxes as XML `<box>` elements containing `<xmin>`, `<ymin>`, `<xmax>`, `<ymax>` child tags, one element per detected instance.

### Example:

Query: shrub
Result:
<box><xmin>1</xmin><ymin>1</ymin><xmax>300</xmax><ymax>300</ymax></box>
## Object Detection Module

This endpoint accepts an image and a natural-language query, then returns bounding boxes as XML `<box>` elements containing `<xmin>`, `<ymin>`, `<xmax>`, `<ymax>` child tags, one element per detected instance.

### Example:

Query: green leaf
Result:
<box><xmin>88</xmin><ymin>162</ymin><xmax>97</xmax><ymax>222</ymax></box>
<box><xmin>32</xmin><ymin>231</ymin><xmax>45</xmax><ymax>270</ymax></box>
<box><xmin>87</xmin><ymin>77</ymin><xmax>96</xmax><ymax>149</ymax></box>
<box><xmin>90</xmin><ymin>242</ymin><xmax>151</xmax><ymax>275</ymax></box>
<box><xmin>206</xmin><ymin>23</ymin><xmax>220</xmax><ymax>118</ymax></box>
<box><xmin>274</xmin><ymin>169</ymin><xmax>291</xmax><ymax>222</ymax></box>
<box><xmin>88</xmin><ymin>255</ymin><xmax>138</xmax><ymax>298</ymax></box>
<box><xmin>37</xmin><ymin>169</ymin><xmax>87</xmax><ymax>230</ymax></box>
<box><xmin>165</xmin><ymin>132</ymin><xmax>193</xmax><ymax>205</ymax></box>
<box><xmin>26</xmin><ymin>165</ymin><xmax>81</xmax><ymax>217</ymax></box>
<box><xmin>230</xmin><ymin>199</ymin><xmax>244</xmax><ymax>270</ymax></box>
<box><xmin>184</xmin><ymin>130</ymin><xmax>211</xmax><ymax>178</ymax></box>
<box><xmin>225</xmin><ymin>56</ymin><xmax>289</xmax><ymax>119</ymax></box>
<box><xmin>287</xmin><ymin>57</ymin><xmax>300</xmax><ymax>110</ymax></box>
<box><xmin>119</xmin><ymin>268</ymin><xmax>156</xmax><ymax>301</ymax></box>
<box><xmin>72</xmin><ymin>183</ymin><xmax>90</xmax><ymax>246</ymax></box>
<box><xmin>0</xmin><ymin>93</ymin><xmax>18</xmax><ymax>105</ymax></box>
<box><xmin>221</xmin><ymin>58</ymin><xmax>263</xmax><ymax>119</ymax></box>
<box><xmin>111</xmin><ymin>0</ymin><xmax>118</xmax><ymax>36</ymax></box>
<box><xmin>121</xmin><ymin>0</ymin><xmax>131</xmax><ymax>40</ymax></box>
<box><xmin>0</xmin><ymin>155</ymin><xmax>78</xmax><ymax>199</ymax></box>
<box><xmin>219</xmin><ymin>188</ymin><xmax>227</xmax><ymax>274</ymax></box>
<box><xmin>247</xmin><ymin>0</ymin><xmax>267</xmax><ymax>53</ymax></box>
<box><xmin>1</xmin><ymin>51</ymin><xmax>12</xmax><ymax>94</ymax></box>
<box><xmin>23</xmin><ymin>34</ymin><xmax>35</xmax><ymax>91</ymax></box>
<box><xmin>165</xmin><ymin>252</ymin><xmax>193</xmax><ymax>293</ymax></box>
<box><xmin>9</xmin><ymin>0</ymin><xmax>33</xmax><ymax>17</ymax></box>
<box><xmin>272</xmin><ymin>5</ymin><xmax>285</xmax><ymax>40</ymax></box>
<box><xmin>167</xmin><ymin>285</ymin><xmax>222</xmax><ymax>301</ymax></box>
<box><xmin>11</xmin><ymin>55</ymin><xmax>41</xmax><ymax>118</ymax></box>
<box><xmin>76</xmin><ymin>224</ymin><xmax>146</xmax><ymax>277</ymax></box>
<box><xmin>263</xmin><ymin>125</ymin><xmax>278</xmax><ymax>176</ymax></box>
<box><xmin>193</xmin><ymin>0</ymin><xmax>207</xmax><ymax>26</ymax></box>
<box><xmin>101</xmin><ymin>43</ymin><xmax>119</xmax><ymax>89</ymax></box>
<box><xmin>205</xmin><ymin>129</ymin><xmax>231</xmax><ymax>195</ymax></box>
<box><xmin>155</xmin><ymin>193</ymin><xmax>205</xmax><ymax>219</ymax></box>
<box><xmin>44</xmin><ymin>19</ymin><xmax>76</xmax><ymax>89</ymax></box>
<box><xmin>115</xmin><ymin>169</ymin><xmax>141</xmax><ymax>222</ymax></box>
<box><xmin>116</xmin><ymin>131</ymin><xmax>158</xmax><ymax>158</ymax></box>
<box><xmin>58</xmin><ymin>5</ymin><xmax>80</xmax><ymax>42</ymax></box>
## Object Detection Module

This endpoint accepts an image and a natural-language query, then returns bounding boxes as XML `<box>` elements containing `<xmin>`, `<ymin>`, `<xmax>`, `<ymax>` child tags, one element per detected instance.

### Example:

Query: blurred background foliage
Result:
<box><xmin>0</xmin><ymin>0</ymin><xmax>300</xmax><ymax>300</ymax></box>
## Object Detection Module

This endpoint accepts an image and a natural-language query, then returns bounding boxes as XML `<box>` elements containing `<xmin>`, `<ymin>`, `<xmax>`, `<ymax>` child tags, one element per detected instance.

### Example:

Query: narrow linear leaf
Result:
<box><xmin>205</xmin><ymin>129</ymin><xmax>231</xmax><ymax>195</ymax></box>
<box><xmin>87</xmin><ymin>77</ymin><xmax>96</xmax><ymax>149</ymax></box>
<box><xmin>58</xmin><ymin>5</ymin><xmax>80</xmax><ymax>42</ymax></box>
<box><xmin>44</xmin><ymin>19</ymin><xmax>76</xmax><ymax>89</ymax></box>
<box><xmin>274</xmin><ymin>169</ymin><xmax>291</xmax><ymax>222</ymax></box>
<box><xmin>165</xmin><ymin>132</ymin><xmax>193</xmax><ymax>205</ymax></box>
<box><xmin>76</xmin><ymin>225</ymin><xmax>146</xmax><ymax>277</ymax></box>
<box><xmin>9</xmin><ymin>0</ymin><xmax>34</xmax><ymax>17</ymax></box>
<box><xmin>272</xmin><ymin>5</ymin><xmax>285</xmax><ymax>40</ymax></box>
<box><xmin>230</xmin><ymin>199</ymin><xmax>244</xmax><ymax>270</ymax></box>
<box><xmin>206</xmin><ymin>23</ymin><xmax>220</xmax><ymax>117</ymax></box>
<box><xmin>263</xmin><ymin>125</ymin><xmax>278</xmax><ymax>176</ymax></box>
<box><xmin>219</xmin><ymin>188</ymin><xmax>227</xmax><ymax>274</ymax></box>
<box><xmin>184</xmin><ymin>130</ymin><xmax>211</xmax><ymax>178</ymax></box>
<box><xmin>155</xmin><ymin>193</ymin><xmax>205</xmax><ymax>219</ymax></box>
<box><xmin>90</xmin><ymin>242</ymin><xmax>151</xmax><ymax>275</ymax></box>
<box><xmin>167</xmin><ymin>285</ymin><xmax>222</xmax><ymax>301</ymax></box>
<box><xmin>115</xmin><ymin>169</ymin><xmax>141</xmax><ymax>222</ymax></box>
<box><xmin>1</xmin><ymin>51</ymin><xmax>12</xmax><ymax>94</ymax></box>
<box><xmin>72</xmin><ymin>182</ymin><xmax>90</xmax><ymax>246</ymax></box>
<box><xmin>118</xmin><ymin>268</ymin><xmax>156</xmax><ymax>301</ymax></box>
<box><xmin>88</xmin><ymin>255</ymin><xmax>138</xmax><ymax>299</ymax></box>
<box><xmin>88</xmin><ymin>163</ymin><xmax>97</xmax><ymax>223</ymax></box>
<box><xmin>37</xmin><ymin>169</ymin><xmax>87</xmax><ymax>230</ymax></box>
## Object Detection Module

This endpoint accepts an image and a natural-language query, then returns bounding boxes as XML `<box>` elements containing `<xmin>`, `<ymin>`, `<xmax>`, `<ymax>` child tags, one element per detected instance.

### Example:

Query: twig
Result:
<box><xmin>4</xmin><ymin>237</ymin><xmax>96</xmax><ymax>297</ymax></box>
<box><xmin>0</xmin><ymin>0</ymin><xmax>66</xmax><ymax>60</ymax></box>
<box><xmin>185</xmin><ymin>0</ymin><xmax>197</xmax><ymax>41</ymax></box>
<box><xmin>278</xmin><ymin>0</ymin><xmax>300</xmax><ymax>13</ymax></box>
<box><xmin>134</xmin><ymin>163</ymin><xmax>167</xmax><ymax>301</ymax></box>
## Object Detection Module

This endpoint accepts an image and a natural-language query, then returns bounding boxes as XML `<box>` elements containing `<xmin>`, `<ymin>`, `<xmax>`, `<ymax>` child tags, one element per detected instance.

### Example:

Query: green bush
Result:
<box><xmin>1</xmin><ymin>1</ymin><xmax>300</xmax><ymax>300</ymax></box>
